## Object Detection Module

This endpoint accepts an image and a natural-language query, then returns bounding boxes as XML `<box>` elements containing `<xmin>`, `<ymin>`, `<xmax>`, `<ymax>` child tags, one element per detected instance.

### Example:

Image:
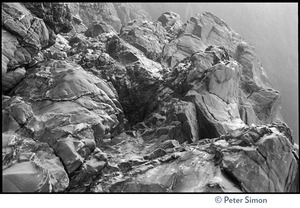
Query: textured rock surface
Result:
<box><xmin>93</xmin><ymin>122</ymin><xmax>298</xmax><ymax>192</ymax></box>
<box><xmin>105</xmin><ymin>35</ymin><xmax>164</xmax><ymax>124</ymax></box>
<box><xmin>158</xmin><ymin>11</ymin><xmax>183</xmax><ymax>37</ymax></box>
<box><xmin>120</xmin><ymin>19</ymin><xmax>168</xmax><ymax>61</ymax></box>
<box><xmin>114</xmin><ymin>3</ymin><xmax>151</xmax><ymax>26</ymax></box>
<box><xmin>2</xmin><ymin>2</ymin><xmax>73</xmax><ymax>95</ymax></box>
<box><xmin>5</xmin><ymin>60</ymin><xmax>123</xmax><ymax>191</ymax></box>
<box><xmin>67</xmin><ymin>3</ymin><xmax>122</xmax><ymax>33</ymax></box>
<box><xmin>22</xmin><ymin>2</ymin><xmax>73</xmax><ymax>34</ymax></box>
<box><xmin>2</xmin><ymin>3</ymin><xmax>56</xmax><ymax>74</ymax></box>
<box><xmin>85</xmin><ymin>22</ymin><xmax>116</xmax><ymax>38</ymax></box>
<box><xmin>2</xmin><ymin>3</ymin><xmax>298</xmax><ymax>193</ymax></box>
<box><xmin>2</xmin><ymin>133</ymin><xmax>69</xmax><ymax>192</ymax></box>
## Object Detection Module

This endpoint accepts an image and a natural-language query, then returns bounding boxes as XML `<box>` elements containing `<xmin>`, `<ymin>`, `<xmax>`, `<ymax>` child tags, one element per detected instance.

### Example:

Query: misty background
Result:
<box><xmin>139</xmin><ymin>3</ymin><xmax>298</xmax><ymax>143</ymax></box>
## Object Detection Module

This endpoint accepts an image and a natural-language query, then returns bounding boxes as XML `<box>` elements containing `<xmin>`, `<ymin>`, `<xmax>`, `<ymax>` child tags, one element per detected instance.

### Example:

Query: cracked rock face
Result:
<box><xmin>158</xmin><ymin>11</ymin><xmax>183</xmax><ymax>37</ymax></box>
<box><xmin>22</xmin><ymin>2</ymin><xmax>73</xmax><ymax>34</ymax></box>
<box><xmin>119</xmin><ymin>19</ymin><xmax>168</xmax><ymax>61</ymax></box>
<box><xmin>66</xmin><ymin>3</ymin><xmax>122</xmax><ymax>33</ymax></box>
<box><xmin>2</xmin><ymin>133</ymin><xmax>69</xmax><ymax>192</ymax></box>
<box><xmin>2</xmin><ymin>3</ymin><xmax>298</xmax><ymax>193</ymax></box>
<box><xmin>93</xmin><ymin>123</ymin><xmax>298</xmax><ymax>192</ymax></box>
<box><xmin>113</xmin><ymin>3</ymin><xmax>152</xmax><ymax>26</ymax></box>
<box><xmin>6</xmin><ymin>60</ymin><xmax>123</xmax><ymax>182</ymax></box>
<box><xmin>2</xmin><ymin>3</ymin><xmax>57</xmax><ymax>74</ymax></box>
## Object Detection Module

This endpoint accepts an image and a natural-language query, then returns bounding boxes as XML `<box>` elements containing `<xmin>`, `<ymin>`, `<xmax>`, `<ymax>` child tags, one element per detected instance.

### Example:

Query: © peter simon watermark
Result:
<box><xmin>215</xmin><ymin>196</ymin><xmax>268</xmax><ymax>204</ymax></box>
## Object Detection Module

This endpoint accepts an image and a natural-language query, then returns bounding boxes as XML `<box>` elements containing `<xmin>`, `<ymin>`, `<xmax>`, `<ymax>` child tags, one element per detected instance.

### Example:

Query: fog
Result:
<box><xmin>141</xmin><ymin>3</ymin><xmax>298</xmax><ymax>143</ymax></box>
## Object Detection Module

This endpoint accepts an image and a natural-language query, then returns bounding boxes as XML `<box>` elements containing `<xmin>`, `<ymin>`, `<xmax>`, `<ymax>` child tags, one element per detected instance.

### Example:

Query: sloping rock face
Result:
<box><xmin>100</xmin><ymin>122</ymin><xmax>298</xmax><ymax>192</ymax></box>
<box><xmin>2</xmin><ymin>133</ymin><xmax>69</xmax><ymax>192</ymax></box>
<box><xmin>119</xmin><ymin>19</ymin><xmax>168</xmax><ymax>61</ymax></box>
<box><xmin>162</xmin><ymin>12</ymin><xmax>282</xmax><ymax>126</ymax></box>
<box><xmin>158</xmin><ymin>11</ymin><xmax>183</xmax><ymax>38</ymax></box>
<box><xmin>66</xmin><ymin>3</ymin><xmax>122</xmax><ymax>33</ymax></box>
<box><xmin>3</xmin><ymin>60</ymin><xmax>124</xmax><ymax>191</ymax></box>
<box><xmin>2</xmin><ymin>3</ymin><xmax>54</xmax><ymax>75</ymax></box>
<box><xmin>114</xmin><ymin>3</ymin><xmax>152</xmax><ymax>26</ymax></box>
<box><xmin>22</xmin><ymin>2</ymin><xmax>73</xmax><ymax>34</ymax></box>
<box><xmin>2</xmin><ymin>2</ymin><xmax>73</xmax><ymax>93</ymax></box>
<box><xmin>84</xmin><ymin>22</ymin><xmax>116</xmax><ymax>38</ymax></box>
<box><xmin>2</xmin><ymin>3</ymin><xmax>298</xmax><ymax>193</ymax></box>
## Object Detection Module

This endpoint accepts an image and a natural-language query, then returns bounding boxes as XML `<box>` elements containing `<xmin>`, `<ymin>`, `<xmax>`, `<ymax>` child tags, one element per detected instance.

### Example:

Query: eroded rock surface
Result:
<box><xmin>119</xmin><ymin>19</ymin><xmax>168</xmax><ymax>61</ymax></box>
<box><xmin>2</xmin><ymin>3</ymin><xmax>56</xmax><ymax>74</ymax></box>
<box><xmin>66</xmin><ymin>3</ymin><xmax>122</xmax><ymax>33</ymax></box>
<box><xmin>93</xmin><ymin>122</ymin><xmax>298</xmax><ymax>192</ymax></box>
<box><xmin>114</xmin><ymin>3</ymin><xmax>151</xmax><ymax>26</ymax></box>
<box><xmin>2</xmin><ymin>3</ymin><xmax>298</xmax><ymax>193</ymax></box>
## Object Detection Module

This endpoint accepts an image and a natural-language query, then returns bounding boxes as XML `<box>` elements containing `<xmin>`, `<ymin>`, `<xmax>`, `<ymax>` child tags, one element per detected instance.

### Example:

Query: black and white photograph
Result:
<box><xmin>1</xmin><ymin>2</ymin><xmax>298</xmax><ymax>200</ymax></box>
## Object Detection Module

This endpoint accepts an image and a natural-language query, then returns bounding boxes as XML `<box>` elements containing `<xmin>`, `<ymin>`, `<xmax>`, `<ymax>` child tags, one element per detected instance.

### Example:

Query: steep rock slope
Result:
<box><xmin>2</xmin><ymin>3</ymin><xmax>298</xmax><ymax>193</ymax></box>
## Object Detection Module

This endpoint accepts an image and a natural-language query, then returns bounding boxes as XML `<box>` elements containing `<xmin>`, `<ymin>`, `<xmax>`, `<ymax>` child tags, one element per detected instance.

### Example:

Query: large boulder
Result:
<box><xmin>7</xmin><ymin>60</ymin><xmax>123</xmax><ymax>186</ymax></box>
<box><xmin>157</xmin><ymin>11</ymin><xmax>183</xmax><ymax>37</ymax></box>
<box><xmin>221</xmin><ymin>122</ymin><xmax>299</xmax><ymax>192</ymax></box>
<box><xmin>42</xmin><ymin>34</ymin><xmax>70</xmax><ymax>61</ymax></box>
<box><xmin>22</xmin><ymin>2</ymin><xmax>73</xmax><ymax>34</ymax></box>
<box><xmin>2</xmin><ymin>3</ymin><xmax>57</xmax><ymax>74</ymax></box>
<box><xmin>119</xmin><ymin>19</ymin><xmax>168</xmax><ymax>61</ymax></box>
<box><xmin>60</xmin><ymin>3</ymin><xmax>87</xmax><ymax>36</ymax></box>
<box><xmin>2</xmin><ymin>133</ymin><xmax>69</xmax><ymax>192</ymax></box>
<box><xmin>84</xmin><ymin>22</ymin><xmax>116</xmax><ymax>38</ymax></box>
<box><xmin>105</xmin><ymin>36</ymin><xmax>164</xmax><ymax>124</ymax></box>
<box><xmin>2</xmin><ymin>67</ymin><xmax>26</xmax><ymax>93</ymax></box>
<box><xmin>162</xmin><ymin>34</ymin><xmax>206</xmax><ymax>68</ymax></box>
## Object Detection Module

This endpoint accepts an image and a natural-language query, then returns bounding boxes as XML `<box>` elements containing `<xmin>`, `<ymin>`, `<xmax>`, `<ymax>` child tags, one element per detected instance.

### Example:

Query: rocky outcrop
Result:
<box><xmin>2</xmin><ymin>3</ymin><xmax>55</xmax><ymax>74</ymax></box>
<box><xmin>94</xmin><ymin>122</ymin><xmax>298</xmax><ymax>192</ymax></box>
<box><xmin>158</xmin><ymin>11</ymin><xmax>183</xmax><ymax>37</ymax></box>
<box><xmin>2</xmin><ymin>2</ymin><xmax>73</xmax><ymax>94</ymax></box>
<box><xmin>66</xmin><ymin>3</ymin><xmax>122</xmax><ymax>33</ymax></box>
<box><xmin>2</xmin><ymin>133</ymin><xmax>69</xmax><ymax>192</ymax></box>
<box><xmin>84</xmin><ymin>22</ymin><xmax>116</xmax><ymax>38</ymax></box>
<box><xmin>2</xmin><ymin>3</ymin><xmax>298</xmax><ymax>193</ymax></box>
<box><xmin>22</xmin><ymin>3</ymin><xmax>73</xmax><ymax>34</ymax></box>
<box><xmin>105</xmin><ymin>35</ymin><xmax>164</xmax><ymax>124</ymax></box>
<box><xmin>162</xmin><ymin>34</ymin><xmax>206</xmax><ymax>68</ymax></box>
<box><xmin>114</xmin><ymin>3</ymin><xmax>152</xmax><ymax>26</ymax></box>
<box><xmin>162</xmin><ymin>12</ymin><xmax>282</xmax><ymax>125</ymax></box>
<box><xmin>3</xmin><ymin>60</ymin><xmax>123</xmax><ymax>190</ymax></box>
<box><xmin>119</xmin><ymin>19</ymin><xmax>168</xmax><ymax>61</ymax></box>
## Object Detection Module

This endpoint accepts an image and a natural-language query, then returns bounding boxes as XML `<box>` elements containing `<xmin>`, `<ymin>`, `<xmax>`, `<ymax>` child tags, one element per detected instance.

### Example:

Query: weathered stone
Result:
<box><xmin>2</xmin><ymin>67</ymin><xmax>26</xmax><ymax>93</ymax></box>
<box><xmin>2</xmin><ymin>133</ymin><xmax>69</xmax><ymax>192</ymax></box>
<box><xmin>85</xmin><ymin>22</ymin><xmax>115</xmax><ymax>38</ymax></box>
<box><xmin>120</xmin><ymin>19</ymin><xmax>168</xmax><ymax>61</ymax></box>
<box><xmin>2</xmin><ymin>3</ymin><xmax>57</xmax><ymax>73</ymax></box>
<box><xmin>72</xmin><ymin>3</ymin><xmax>121</xmax><ymax>32</ymax></box>
<box><xmin>23</xmin><ymin>2</ymin><xmax>73</xmax><ymax>34</ymax></box>
<box><xmin>99</xmin><ymin>123</ymin><xmax>298</xmax><ymax>192</ymax></box>
<box><xmin>222</xmin><ymin>123</ymin><xmax>298</xmax><ymax>192</ymax></box>
<box><xmin>114</xmin><ymin>3</ymin><xmax>151</xmax><ymax>26</ymax></box>
<box><xmin>162</xmin><ymin>34</ymin><xmax>206</xmax><ymax>68</ymax></box>
<box><xmin>158</xmin><ymin>11</ymin><xmax>183</xmax><ymax>36</ymax></box>
<box><xmin>9</xmin><ymin>60</ymin><xmax>123</xmax><ymax>180</ymax></box>
<box><xmin>2</xmin><ymin>5</ymin><xmax>297</xmax><ymax>193</ymax></box>
<box><xmin>105</xmin><ymin>36</ymin><xmax>164</xmax><ymax>124</ymax></box>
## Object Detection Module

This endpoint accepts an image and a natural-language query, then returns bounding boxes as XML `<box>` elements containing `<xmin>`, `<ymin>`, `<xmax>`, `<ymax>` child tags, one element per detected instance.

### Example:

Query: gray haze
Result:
<box><xmin>141</xmin><ymin>3</ymin><xmax>298</xmax><ymax>143</ymax></box>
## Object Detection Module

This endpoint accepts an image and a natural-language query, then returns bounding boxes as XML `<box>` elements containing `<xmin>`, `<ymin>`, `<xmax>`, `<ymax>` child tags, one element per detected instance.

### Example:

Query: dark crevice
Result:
<box><xmin>192</xmin><ymin>97</ymin><xmax>220</xmax><ymax>140</ymax></box>
<box><xmin>220</xmin><ymin>168</ymin><xmax>245</xmax><ymax>192</ymax></box>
